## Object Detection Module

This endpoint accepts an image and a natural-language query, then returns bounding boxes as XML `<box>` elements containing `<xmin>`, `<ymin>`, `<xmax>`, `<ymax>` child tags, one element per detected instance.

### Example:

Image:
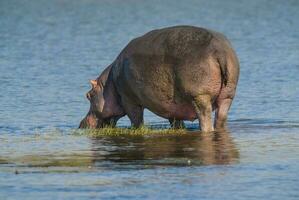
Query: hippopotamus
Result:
<box><xmin>79</xmin><ymin>25</ymin><xmax>239</xmax><ymax>132</ymax></box>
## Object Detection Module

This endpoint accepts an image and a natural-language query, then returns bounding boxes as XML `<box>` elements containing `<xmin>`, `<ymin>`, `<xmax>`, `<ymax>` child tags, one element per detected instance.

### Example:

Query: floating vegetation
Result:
<box><xmin>74</xmin><ymin>126</ymin><xmax>187</xmax><ymax>137</ymax></box>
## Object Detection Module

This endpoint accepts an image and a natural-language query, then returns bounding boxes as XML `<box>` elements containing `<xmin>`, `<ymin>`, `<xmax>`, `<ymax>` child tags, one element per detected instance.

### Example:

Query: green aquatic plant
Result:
<box><xmin>75</xmin><ymin>126</ymin><xmax>187</xmax><ymax>137</ymax></box>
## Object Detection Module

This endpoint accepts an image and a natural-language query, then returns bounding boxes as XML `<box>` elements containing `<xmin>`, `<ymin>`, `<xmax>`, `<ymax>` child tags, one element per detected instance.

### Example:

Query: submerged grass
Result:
<box><xmin>75</xmin><ymin>126</ymin><xmax>187</xmax><ymax>137</ymax></box>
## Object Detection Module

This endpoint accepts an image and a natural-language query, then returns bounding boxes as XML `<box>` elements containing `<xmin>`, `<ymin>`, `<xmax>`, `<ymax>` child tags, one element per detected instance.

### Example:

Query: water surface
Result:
<box><xmin>0</xmin><ymin>0</ymin><xmax>299</xmax><ymax>199</ymax></box>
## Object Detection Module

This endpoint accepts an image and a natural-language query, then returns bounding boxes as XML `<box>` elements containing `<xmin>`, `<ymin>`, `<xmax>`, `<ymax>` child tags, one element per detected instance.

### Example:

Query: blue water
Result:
<box><xmin>0</xmin><ymin>0</ymin><xmax>299</xmax><ymax>199</ymax></box>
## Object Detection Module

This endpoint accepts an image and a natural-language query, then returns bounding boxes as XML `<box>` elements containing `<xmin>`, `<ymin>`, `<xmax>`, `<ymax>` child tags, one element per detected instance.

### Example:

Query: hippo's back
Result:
<box><xmin>123</xmin><ymin>26</ymin><xmax>214</xmax><ymax>61</ymax></box>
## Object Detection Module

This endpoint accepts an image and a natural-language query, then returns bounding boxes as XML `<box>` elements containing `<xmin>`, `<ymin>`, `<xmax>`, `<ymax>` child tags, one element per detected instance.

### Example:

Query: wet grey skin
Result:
<box><xmin>79</xmin><ymin>25</ymin><xmax>239</xmax><ymax>132</ymax></box>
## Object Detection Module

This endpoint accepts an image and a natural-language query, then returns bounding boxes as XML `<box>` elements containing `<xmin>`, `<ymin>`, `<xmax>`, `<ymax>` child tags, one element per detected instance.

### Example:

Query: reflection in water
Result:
<box><xmin>90</xmin><ymin>131</ymin><xmax>239</xmax><ymax>169</ymax></box>
<box><xmin>0</xmin><ymin>130</ymin><xmax>239</xmax><ymax>171</ymax></box>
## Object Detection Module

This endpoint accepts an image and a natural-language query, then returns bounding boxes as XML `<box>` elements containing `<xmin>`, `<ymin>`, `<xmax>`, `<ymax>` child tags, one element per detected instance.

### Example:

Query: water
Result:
<box><xmin>0</xmin><ymin>0</ymin><xmax>299</xmax><ymax>199</ymax></box>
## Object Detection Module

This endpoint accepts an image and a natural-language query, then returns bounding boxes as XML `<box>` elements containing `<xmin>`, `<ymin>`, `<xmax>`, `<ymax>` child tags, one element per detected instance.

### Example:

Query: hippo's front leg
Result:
<box><xmin>169</xmin><ymin>119</ymin><xmax>185</xmax><ymax>129</ymax></box>
<box><xmin>101</xmin><ymin>116</ymin><xmax>121</xmax><ymax>128</ymax></box>
<box><xmin>122</xmin><ymin>100</ymin><xmax>144</xmax><ymax>128</ymax></box>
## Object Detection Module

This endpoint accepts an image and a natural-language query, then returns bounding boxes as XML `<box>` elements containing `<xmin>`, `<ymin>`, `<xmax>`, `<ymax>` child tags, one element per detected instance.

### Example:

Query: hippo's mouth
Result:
<box><xmin>79</xmin><ymin>113</ymin><xmax>101</xmax><ymax>129</ymax></box>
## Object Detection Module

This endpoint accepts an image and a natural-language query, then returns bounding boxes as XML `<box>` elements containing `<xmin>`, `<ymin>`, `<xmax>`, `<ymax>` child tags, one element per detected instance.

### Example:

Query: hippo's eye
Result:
<box><xmin>86</xmin><ymin>89</ymin><xmax>98</xmax><ymax>100</ymax></box>
<box><xmin>86</xmin><ymin>92</ymin><xmax>91</xmax><ymax>100</ymax></box>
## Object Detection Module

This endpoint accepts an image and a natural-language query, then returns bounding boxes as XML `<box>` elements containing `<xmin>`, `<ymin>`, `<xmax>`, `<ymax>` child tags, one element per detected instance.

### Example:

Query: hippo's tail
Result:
<box><xmin>210</xmin><ymin>30</ymin><xmax>240</xmax><ymax>87</ymax></box>
<box><xmin>216</xmin><ymin>52</ymin><xmax>228</xmax><ymax>86</ymax></box>
<box><xmin>215</xmin><ymin>45</ymin><xmax>240</xmax><ymax>92</ymax></box>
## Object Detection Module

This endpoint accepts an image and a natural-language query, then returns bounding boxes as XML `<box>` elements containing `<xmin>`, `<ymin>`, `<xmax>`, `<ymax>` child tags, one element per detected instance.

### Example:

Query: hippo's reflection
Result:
<box><xmin>89</xmin><ymin>131</ymin><xmax>239</xmax><ymax>168</ymax></box>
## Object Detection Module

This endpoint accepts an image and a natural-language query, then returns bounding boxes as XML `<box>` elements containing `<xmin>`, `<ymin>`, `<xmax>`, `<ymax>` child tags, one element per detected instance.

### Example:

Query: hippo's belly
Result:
<box><xmin>147</xmin><ymin>102</ymin><xmax>198</xmax><ymax>121</ymax></box>
<box><xmin>169</xmin><ymin>103</ymin><xmax>198</xmax><ymax>120</ymax></box>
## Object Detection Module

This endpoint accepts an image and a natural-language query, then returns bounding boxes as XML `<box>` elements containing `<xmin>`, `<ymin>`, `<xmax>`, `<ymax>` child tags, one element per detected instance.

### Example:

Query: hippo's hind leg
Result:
<box><xmin>192</xmin><ymin>94</ymin><xmax>214</xmax><ymax>132</ymax></box>
<box><xmin>169</xmin><ymin>119</ymin><xmax>185</xmax><ymax>129</ymax></box>
<box><xmin>214</xmin><ymin>98</ymin><xmax>232</xmax><ymax>130</ymax></box>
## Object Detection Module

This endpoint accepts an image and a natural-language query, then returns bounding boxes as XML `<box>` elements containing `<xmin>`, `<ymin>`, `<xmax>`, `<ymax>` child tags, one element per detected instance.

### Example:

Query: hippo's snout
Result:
<box><xmin>79</xmin><ymin>113</ymin><xmax>98</xmax><ymax>128</ymax></box>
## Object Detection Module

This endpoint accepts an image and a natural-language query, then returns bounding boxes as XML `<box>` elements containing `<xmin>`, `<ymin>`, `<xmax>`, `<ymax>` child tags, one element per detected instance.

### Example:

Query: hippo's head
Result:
<box><xmin>86</xmin><ymin>80</ymin><xmax>105</xmax><ymax>116</ymax></box>
<box><xmin>79</xmin><ymin>70</ymin><xmax>125</xmax><ymax>129</ymax></box>
<box><xmin>79</xmin><ymin>79</ymin><xmax>105</xmax><ymax>128</ymax></box>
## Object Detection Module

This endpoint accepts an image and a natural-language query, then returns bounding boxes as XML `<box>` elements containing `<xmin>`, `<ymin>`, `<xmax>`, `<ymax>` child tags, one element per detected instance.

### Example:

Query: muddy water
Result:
<box><xmin>0</xmin><ymin>0</ymin><xmax>299</xmax><ymax>199</ymax></box>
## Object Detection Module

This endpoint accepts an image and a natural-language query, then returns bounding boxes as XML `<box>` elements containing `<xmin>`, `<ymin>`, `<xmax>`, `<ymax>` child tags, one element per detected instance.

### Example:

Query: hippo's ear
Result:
<box><xmin>90</xmin><ymin>80</ymin><xmax>97</xmax><ymax>88</ymax></box>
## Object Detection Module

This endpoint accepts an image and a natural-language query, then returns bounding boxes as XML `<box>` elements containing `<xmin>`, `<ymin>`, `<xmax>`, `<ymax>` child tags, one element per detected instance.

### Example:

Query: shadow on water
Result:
<box><xmin>89</xmin><ymin>130</ymin><xmax>239</xmax><ymax>170</ymax></box>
